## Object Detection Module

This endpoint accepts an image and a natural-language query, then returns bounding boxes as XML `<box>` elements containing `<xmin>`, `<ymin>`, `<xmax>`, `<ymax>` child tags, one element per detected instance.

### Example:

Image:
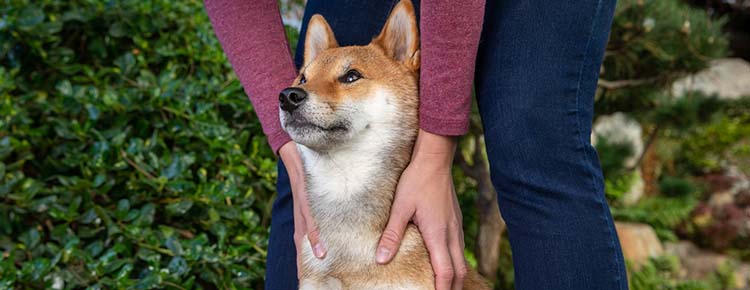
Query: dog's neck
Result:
<box><xmin>297</xmin><ymin>128</ymin><xmax>414</xmax><ymax>234</ymax></box>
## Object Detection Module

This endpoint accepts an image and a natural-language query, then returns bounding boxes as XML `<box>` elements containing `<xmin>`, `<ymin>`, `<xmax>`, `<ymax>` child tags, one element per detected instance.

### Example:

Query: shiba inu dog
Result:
<box><xmin>279</xmin><ymin>1</ymin><xmax>489</xmax><ymax>289</ymax></box>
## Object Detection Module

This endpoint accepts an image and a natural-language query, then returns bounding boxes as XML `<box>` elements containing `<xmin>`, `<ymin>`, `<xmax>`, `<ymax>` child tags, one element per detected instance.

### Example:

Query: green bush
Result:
<box><xmin>597</xmin><ymin>0</ymin><xmax>728</xmax><ymax>116</ymax></box>
<box><xmin>594</xmin><ymin>135</ymin><xmax>637</xmax><ymax>202</ymax></box>
<box><xmin>1</xmin><ymin>0</ymin><xmax>277</xmax><ymax>288</ymax></box>
<box><xmin>658</xmin><ymin>176</ymin><xmax>698</xmax><ymax>198</ymax></box>
<box><xmin>613</xmin><ymin>195</ymin><xmax>698</xmax><ymax>241</ymax></box>
<box><xmin>629</xmin><ymin>256</ymin><xmax>735</xmax><ymax>290</ymax></box>
<box><xmin>677</xmin><ymin>100</ymin><xmax>750</xmax><ymax>174</ymax></box>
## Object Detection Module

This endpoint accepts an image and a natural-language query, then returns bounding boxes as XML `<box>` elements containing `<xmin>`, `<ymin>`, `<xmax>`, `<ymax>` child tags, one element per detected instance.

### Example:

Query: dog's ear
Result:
<box><xmin>373</xmin><ymin>0</ymin><xmax>420</xmax><ymax>71</ymax></box>
<box><xmin>304</xmin><ymin>14</ymin><xmax>339</xmax><ymax>68</ymax></box>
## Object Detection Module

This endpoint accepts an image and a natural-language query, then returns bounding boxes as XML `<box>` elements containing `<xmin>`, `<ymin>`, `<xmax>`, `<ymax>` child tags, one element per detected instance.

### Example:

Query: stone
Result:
<box><xmin>615</xmin><ymin>222</ymin><xmax>664</xmax><ymax>270</ymax></box>
<box><xmin>279</xmin><ymin>0</ymin><xmax>305</xmax><ymax>30</ymax></box>
<box><xmin>664</xmin><ymin>241</ymin><xmax>728</xmax><ymax>280</ymax></box>
<box><xmin>709</xmin><ymin>190</ymin><xmax>737</xmax><ymax>207</ymax></box>
<box><xmin>726</xmin><ymin>165</ymin><xmax>750</xmax><ymax>196</ymax></box>
<box><xmin>665</xmin><ymin>241</ymin><xmax>750</xmax><ymax>290</ymax></box>
<box><xmin>592</xmin><ymin>112</ymin><xmax>644</xmax><ymax>168</ymax></box>
<box><xmin>736</xmin><ymin>263</ymin><xmax>750</xmax><ymax>290</ymax></box>
<box><xmin>622</xmin><ymin>169</ymin><xmax>645</xmax><ymax>206</ymax></box>
<box><xmin>593</xmin><ymin>113</ymin><xmax>646</xmax><ymax>204</ymax></box>
<box><xmin>672</xmin><ymin>58</ymin><xmax>750</xmax><ymax>100</ymax></box>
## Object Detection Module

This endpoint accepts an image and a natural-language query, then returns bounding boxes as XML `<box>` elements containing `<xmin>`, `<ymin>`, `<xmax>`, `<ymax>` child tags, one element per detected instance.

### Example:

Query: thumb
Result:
<box><xmin>376</xmin><ymin>203</ymin><xmax>413</xmax><ymax>264</ymax></box>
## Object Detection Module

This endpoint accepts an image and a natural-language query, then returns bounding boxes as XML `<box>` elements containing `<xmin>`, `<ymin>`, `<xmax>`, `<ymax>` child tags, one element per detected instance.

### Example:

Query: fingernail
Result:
<box><xmin>376</xmin><ymin>247</ymin><xmax>390</xmax><ymax>264</ymax></box>
<box><xmin>313</xmin><ymin>243</ymin><xmax>326</xmax><ymax>259</ymax></box>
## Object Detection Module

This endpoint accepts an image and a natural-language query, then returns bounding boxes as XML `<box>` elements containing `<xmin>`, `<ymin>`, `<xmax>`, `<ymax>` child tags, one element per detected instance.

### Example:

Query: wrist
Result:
<box><xmin>279</xmin><ymin>141</ymin><xmax>304</xmax><ymax>177</ymax></box>
<box><xmin>410</xmin><ymin>129</ymin><xmax>456</xmax><ymax>167</ymax></box>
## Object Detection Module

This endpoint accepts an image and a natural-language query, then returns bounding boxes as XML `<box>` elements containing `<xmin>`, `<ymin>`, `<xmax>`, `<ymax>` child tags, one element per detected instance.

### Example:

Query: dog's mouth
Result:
<box><xmin>285</xmin><ymin>116</ymin><xmax>348</xmax><ymax>133</ymax></box>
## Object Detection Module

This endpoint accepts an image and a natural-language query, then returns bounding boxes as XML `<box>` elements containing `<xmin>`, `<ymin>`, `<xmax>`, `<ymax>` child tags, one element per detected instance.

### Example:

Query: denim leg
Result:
<box><xmin>264</xmin><ymin>1</ymin><xmax>420</xmax><ymax>289</ymax></box>
<box><xmin>474</xmin><ymin>1</ymin><xmax>628</xmax><ymax>290</ymax></box>
<box><xmin>265</xmin><ymin>160</ymin><xmax>297</xmax><ymax>290</ymax></box>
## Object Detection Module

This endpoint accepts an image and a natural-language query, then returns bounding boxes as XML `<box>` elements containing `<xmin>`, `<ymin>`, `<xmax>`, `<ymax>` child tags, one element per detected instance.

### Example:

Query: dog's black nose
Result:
<box><xmin>279</xmin><ymin>87</ymin><xmax>307</xmax><ymax>112</ymax></box>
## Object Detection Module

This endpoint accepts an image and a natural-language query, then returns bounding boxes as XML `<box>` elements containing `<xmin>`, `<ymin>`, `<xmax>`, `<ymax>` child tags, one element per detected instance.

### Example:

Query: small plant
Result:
<box><xmin>629</xmin><ymin>256</ymin><xmax>735</xmax><ymax>290</ymax></box>
<box><xmin>613</xmin><ymin>195</ymin><xmax>698</xmax><ymax>241</ymax></box>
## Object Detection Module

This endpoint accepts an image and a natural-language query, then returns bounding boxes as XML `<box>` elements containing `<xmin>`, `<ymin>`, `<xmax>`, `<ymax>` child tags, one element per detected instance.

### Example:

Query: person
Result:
<box><xmin>204</xmin><ymin>0</ymin><xmax>628</xmax><ymax>289</ymax></box>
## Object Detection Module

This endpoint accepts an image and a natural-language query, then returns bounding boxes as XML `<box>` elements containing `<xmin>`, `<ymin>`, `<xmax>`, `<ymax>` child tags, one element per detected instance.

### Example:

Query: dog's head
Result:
<box><xmin>279</xmin><ymin>0</ymin><xmax>420</xmax><ymax>152</ymax></box>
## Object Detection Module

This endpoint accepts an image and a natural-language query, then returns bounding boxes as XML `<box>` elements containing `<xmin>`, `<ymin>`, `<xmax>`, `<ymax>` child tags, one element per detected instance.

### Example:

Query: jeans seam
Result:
<box><xmin>573</xmin><ymin>0</ymin><xmax>625</xmax><ymax>289</ymax></box>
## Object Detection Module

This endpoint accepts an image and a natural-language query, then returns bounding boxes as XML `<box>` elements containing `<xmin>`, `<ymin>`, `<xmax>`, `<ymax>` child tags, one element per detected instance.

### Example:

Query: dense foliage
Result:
<box><xmin>1</xmin><ymin>0</ymin><xmax>277</xmax><ymax>288</ymax></box>
<box><xmin>598</xmin><ymin>0</ymin><xmax>728</xmax><ymax>115</ymax></box>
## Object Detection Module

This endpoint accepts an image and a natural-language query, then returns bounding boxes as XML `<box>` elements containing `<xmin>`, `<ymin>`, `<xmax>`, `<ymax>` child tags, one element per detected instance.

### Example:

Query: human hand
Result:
<box><xmin>375</xmin><ymin>129</ymin><xmax>467</xmax><ymax>290</ymax></box>
<box><xmin>278</xmin><ymin>141</ymin><xmax>326</xmax><ymax>276</ymax></box>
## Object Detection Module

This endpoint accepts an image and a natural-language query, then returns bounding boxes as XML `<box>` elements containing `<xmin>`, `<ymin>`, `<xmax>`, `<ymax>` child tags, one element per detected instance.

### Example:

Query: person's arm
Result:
<box><xmin>419</xmin><ymin>0</ymin><xmax>485</xmax><ymax>136</ymax></box>
<box><xmin>205</xmin><ymin>0</ymin><xmax>328</xmax><ymax>268</ymax></box>
<box><xmin>204</xmin><ymin>0</ymin><xmax>295</xmax><ymax>153</ymax></box>
<box><xmin>376</xmin><ymin>2</ymin><xmax>485</xmax><ymax>290</ymax></box>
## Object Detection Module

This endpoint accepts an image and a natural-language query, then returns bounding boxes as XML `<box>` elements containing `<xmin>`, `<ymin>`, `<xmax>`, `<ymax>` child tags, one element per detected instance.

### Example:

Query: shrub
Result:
<box><xmin>1</xmin><ymin>0</ymin><xmax>276</xmax><ymax>288</ymax></box>
<box><xmin>628</xmin><ymin>256</ymin><xmax>735</xmax><ymax>290</ymax></box>
<box><xmin>612</xmin><ymin>195</ymin><xmax>698</xmax><ymax>241</ymax></box>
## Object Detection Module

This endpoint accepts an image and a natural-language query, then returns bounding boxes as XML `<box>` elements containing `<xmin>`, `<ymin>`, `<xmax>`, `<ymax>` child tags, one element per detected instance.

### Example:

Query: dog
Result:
<box><xmin>279</xmin><ymin>1</ymin><xmax>490</xmax><ymax>289</ymax></box>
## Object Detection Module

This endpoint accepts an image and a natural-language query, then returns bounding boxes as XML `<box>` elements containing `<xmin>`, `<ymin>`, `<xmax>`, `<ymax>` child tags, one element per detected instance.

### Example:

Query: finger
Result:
<box><xmin>297</xmin><ymin>189</ymin><xmax>325</xmax><ymax>259</ymax></box>
<box><xmin>448</xmin><ymin>222</ymin><xmax>467</xmax><ymax>290</ymax></box>
<box><xmin>423</xmin><ymin>227</ymin><xmax>454</xmax><ymax>290</ymax></box>
<box><xmin>376</xmin><ymin>202</ymin><xmax>413</xmax><ymax>264</ymax></box>
<box><xmin>305</xmin><ymin>215</ymin><xmax>325</xmax><ymax>259</ymax></box>
<box><xmin>292</xmin><ymin>202</ymin><xmax>306</xmax><ymax>279</ymax></box>
<box><xmin>293</xmin><ymin>183</ymin><xmax>326</xmax><ymax>259</ymax></box>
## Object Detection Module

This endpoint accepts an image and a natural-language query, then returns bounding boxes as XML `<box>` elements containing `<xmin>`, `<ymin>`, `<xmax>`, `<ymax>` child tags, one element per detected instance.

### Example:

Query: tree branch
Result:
<box><xmin>597</xmin><ymin>77</ymin><xmax>660</xmax><ymax>89</ymax></box>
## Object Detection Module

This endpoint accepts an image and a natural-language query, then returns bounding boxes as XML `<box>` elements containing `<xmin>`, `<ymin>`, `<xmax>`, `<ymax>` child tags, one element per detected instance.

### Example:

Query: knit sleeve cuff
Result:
<box><xmin>268</xmin><ymin>129</ymin><xmax>293</xmax><ymax>156</ymax></box>
<box><xmin>419</xmin><ymin>112</ymin><xmax>470</xmax><ymax>137</ymax></box>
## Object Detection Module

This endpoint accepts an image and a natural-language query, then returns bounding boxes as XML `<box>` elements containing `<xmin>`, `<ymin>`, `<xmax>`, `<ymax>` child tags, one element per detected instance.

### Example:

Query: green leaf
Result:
<box><xmin>22</xmin><ymin>258</ymin><xmax>50</xmax><ymax>280</ymax></box>
<box><xmin>115</xmin><ymin>199</ymin><xmax>130</xmax><ymax>220</ymax></box>
<box><xmin>108</xmin><ymin>22</ymin><xmax>127</xmax><ymax>37</ymax></box>
<box><xmin>86</xmin><ymin>104</ymin><xmax>100</xmax><ymax>120</ymax></box>
<box><xmin>167</xmin><ymin>256</ymin><xmax>188</xmax><ymax>277</ymax></box>
<box><xmin>92</xmin><ymin>174</ymin><xmax>106</xmax><ymax>187</ymax></box>
<box><xmin>207</xmin><ymin>208</ymin><xmax>219</xmax><ymax>223</ymax></box>
<box><xmin>115</xmin><ymin>262</ymin><xmax>133</xmax><ymax>280</ymax></box>
<box><xmin>165</xmin><ymin>200</ymin><xmax>193</xmax><ymax>215</ymax></box>
<box><xmin>17</xmin><ymin>7</ymin><xmax>45</xmax><ymax>30</ymax></box>
<box><xmin>137</xmin><ymin>203</ymin><xmax>156</xmax><ymax>226</ymax></box>
<box><xmin>85</xmin><ymin>241</ymin><xmax>104</xmax><ymax>257</ymax></box>
<box><xmin>20</xmin><ymin>228</ymin><xmax>41</xmax><ymax>249</ymax></box>
<box><xmin>165</xmin><ymin>237</ymin><xmax>183</xmax><ymax>256</ymax></box>
<box><xmin>55</xmin><ymin>80</ymin><xmax>72</xmax><ymax>97</ymax></box>
<box><xmin>133</xmin><ymin>272</ymin><xmax>161</xmax><ymax>289</ymax></box>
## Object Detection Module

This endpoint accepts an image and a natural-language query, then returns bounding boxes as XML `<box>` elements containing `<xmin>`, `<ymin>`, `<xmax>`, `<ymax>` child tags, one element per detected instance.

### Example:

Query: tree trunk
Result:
<box><xmin>456</xmin><ymin>135</ymin><xmax>506</xmax><ymax>283</ymax></box>
<box><xmin>475</xmin><ymin>165</ymin><xmax>505</xmax><ymax>282</ymax></box>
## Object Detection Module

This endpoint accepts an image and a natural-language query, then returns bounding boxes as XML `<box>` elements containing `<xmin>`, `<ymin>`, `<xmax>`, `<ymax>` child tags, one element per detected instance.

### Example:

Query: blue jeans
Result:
<box><xmin>266</xmin><ymin>1</ymin><xmax>628</xmax><ymax>289</ymax></box>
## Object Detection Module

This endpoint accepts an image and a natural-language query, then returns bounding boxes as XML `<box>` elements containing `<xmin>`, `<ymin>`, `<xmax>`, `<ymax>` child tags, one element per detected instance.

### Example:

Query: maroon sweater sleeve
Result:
<box><xmin>419</xmin><ymin>1</ymin><xmax>485</xmax><ymax>136</ymax></box>
<box><xmin>204</xmin><ymin>0</ymin><xmax>295</xmax><ymax>153</ymax></box>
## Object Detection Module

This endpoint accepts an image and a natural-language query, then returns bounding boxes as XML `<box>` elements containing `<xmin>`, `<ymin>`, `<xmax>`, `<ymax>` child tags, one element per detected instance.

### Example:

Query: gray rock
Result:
<box><xmin>665</xmin><ymin>240</ymin><xmax>750</xmax><ymax>289</ymax></box>
<box><xmin>664</xmin><ymin>241</ymin><xmax>728</xmax><ymax>280</ymax></box>
<box><xmin>592</xmin><ymin>113</ymin><xmax>645</xmax><ymax>204</ymax></box>
<box><xmin>593</xmin><ymin>112</ymin><xmax>644</xmax><ymax>168</ymax></box>
<box><xmin>672</xmin><ymin>58</ymin><xmax>750</xmax><ymax>100</ymax></box>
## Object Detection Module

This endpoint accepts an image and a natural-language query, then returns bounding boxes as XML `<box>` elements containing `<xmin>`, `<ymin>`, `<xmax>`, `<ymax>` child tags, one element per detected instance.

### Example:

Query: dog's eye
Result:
<box><xmin>299</xmin><ymin>74</ymin><xmax>307</xmax><ymax>85</ymax></box>
<box><xmin>340</xmin><ymin>70</ymin><xmax>362</xmax><ymax>84</ymax></box>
